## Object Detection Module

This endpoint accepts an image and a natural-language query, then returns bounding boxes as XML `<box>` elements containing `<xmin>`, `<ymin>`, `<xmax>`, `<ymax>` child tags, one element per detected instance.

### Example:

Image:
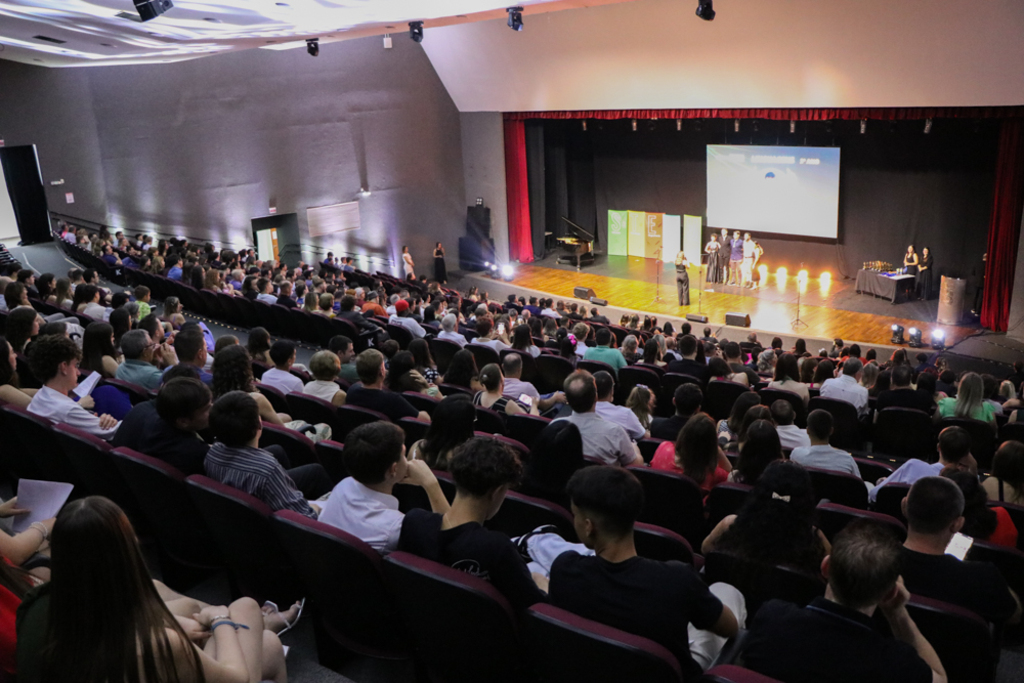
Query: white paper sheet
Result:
<box><xmin>72</xmin><ymin>371</ymin><xmax>101</xmax><ymax>399</ymax></box>
<box><xmin>12</xmin><ymin>479</ymin><xmax>74</xmax><ymax>533</ymax></box>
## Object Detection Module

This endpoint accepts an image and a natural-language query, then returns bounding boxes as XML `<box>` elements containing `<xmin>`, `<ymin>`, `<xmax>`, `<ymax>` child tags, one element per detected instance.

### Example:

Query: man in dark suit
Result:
<box><xmin>276</xmin><ymin>280</ymin><xmax>298</xmax><ymax>308</ymax></box>
<box><xmin>666</xmin><ymin>335</ymin><xmax>710</xmax><ymax>384</ymax></box>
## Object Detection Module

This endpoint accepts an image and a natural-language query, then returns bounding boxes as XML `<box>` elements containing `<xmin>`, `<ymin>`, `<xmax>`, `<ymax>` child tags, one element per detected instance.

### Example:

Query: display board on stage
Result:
<box><xmin>608</xmin><ymin>210</ymin><xmax>696</xmax><ymax>262</ymax></box>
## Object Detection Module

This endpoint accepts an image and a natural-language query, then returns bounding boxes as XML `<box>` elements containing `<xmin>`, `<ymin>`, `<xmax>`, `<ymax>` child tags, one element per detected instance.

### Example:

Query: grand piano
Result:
<box><xmin>556</xmin><ymin>217</ymin><xmax>595</xmax><ymax>270</ymax></box>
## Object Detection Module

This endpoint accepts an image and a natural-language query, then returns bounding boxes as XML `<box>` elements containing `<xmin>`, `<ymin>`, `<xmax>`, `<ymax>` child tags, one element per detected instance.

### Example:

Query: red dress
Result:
<box><xmin>650</xmin><ymin>441</ymin><xmax>729</xmax><ymax>496</ymax></box>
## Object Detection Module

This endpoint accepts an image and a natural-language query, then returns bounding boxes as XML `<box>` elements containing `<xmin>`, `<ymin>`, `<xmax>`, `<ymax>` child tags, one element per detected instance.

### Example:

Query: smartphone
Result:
<box><xmin>497</xmin><ymin>323</ymin><xmax>505</xmax><ymax>335</ymax></box>
<box><xmin>945</xmin><ymin>532</ymin><xmax>974</xmax><ymax>561</ymax></box>
<box><xmin>519</xmin><ymin>393</ymin><xmax>535</xmax><ymax>406</ymax></box>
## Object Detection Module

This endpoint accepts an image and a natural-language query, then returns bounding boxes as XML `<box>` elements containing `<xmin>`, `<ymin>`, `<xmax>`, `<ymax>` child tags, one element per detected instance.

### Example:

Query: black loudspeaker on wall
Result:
<box><xmin>573</xmin><ymin>286</ymin><xmax>597</xmax><ymax>300</ymax></box>
<box><xmin>134</xmin><ymin>0</ymin><xmax>173</xmax><ymax>21</ymax></box>
<box><xmin>466</xmin><ymin>206</ymin><xmax>491</xmax><ymax>242</ymax></box>
<box><xmin>725</xmin><ymin>312</ymin><xmax>752</xmax><ymax>327</ymax></box>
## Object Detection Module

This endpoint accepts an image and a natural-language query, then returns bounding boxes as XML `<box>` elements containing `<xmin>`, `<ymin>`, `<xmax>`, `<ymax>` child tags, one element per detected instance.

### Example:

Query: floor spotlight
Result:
<box><xmin>908</xmin><ymin>327</ymin><xmax>924</xmax><ymax>348</ymax></box>
<box><xmin>506</xmin><ymin>6</ymin><xmax>523</xmax><ymax>31</ymax></box>
<box><xmin>891</xmin><ymin>324</ymin><xmax>905</xmax><ymax>345</ymax></box>
<box><xmin>924</xmin><ymin>118</ymin><xmax>933</xmax><ymax>134</ymax></box>
<box><xmin>306</xmin><ymin>38</ymin><xmax>319</xmax><ymax>57</ymax></box>
<box><xmin>931</xmin><ymin>329</ymin><xmax>946</xmax><ymax>350</ymax></box>
<box><xmin>501</xmin><ymin>264</ymin><xmax>515</xmax><ymax>281</ymax></box>
<box><xmin>695</xmin><ymin>0</ymin><xmax>715</xmax><ymax>20</ymax></box>
<box><xmin>409</xmin><ymin>21</ymin><xmax>423</xmax><ymax>43</ymax></box>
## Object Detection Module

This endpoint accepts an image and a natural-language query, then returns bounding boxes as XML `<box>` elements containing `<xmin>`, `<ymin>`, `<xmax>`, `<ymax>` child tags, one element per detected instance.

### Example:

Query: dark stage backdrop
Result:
<box><xmin>528</xmin><ymin>118</ymin><xmax>998</xmax><ymax>285</ymax></box>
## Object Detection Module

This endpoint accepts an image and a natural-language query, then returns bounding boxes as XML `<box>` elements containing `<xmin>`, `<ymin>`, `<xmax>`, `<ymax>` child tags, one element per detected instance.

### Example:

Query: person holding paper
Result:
<box><xmin>26</xmin><ymin>334</ymin><xmax>120</xmax><ymax>440</ymax></box>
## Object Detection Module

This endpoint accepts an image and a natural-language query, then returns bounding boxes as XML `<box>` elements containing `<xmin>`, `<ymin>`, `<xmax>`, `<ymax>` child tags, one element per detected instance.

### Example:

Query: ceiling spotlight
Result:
<box><xmin>506</xmin><ymin>6</ymin><xmax>524</xmax><ymax>31</ymax></box>
<box><xmin>695</xmin><ymin>0</ymin><xmax>715</xmax><ymax>21</ymax></box>
<box><xmin>409</xmin><ymin>21</ymin><xmax>423</xmax><ymax>43</ymax></box>
<box><xmin>582</xmin><ymin>120</ymin><xmax>587</xmax><ymax>131</ymax></box>
<box><xmin>306</xmin><ymin>38</ymin><xmax>319</xmax><ymax>56</ymax></box>
<box><xmin>734</xmin><ymin>119</ymin><xmax>740</xmax><ymax>133</ymax></box>
<box><xmin>631</xmin><ymin>119</ymin><xmax>637</xmax><ymax>132</ymax></box>
<box><xmin>891</xmin><ymin>324</ymin><xmax>905</xmax><ymax>345</ymax></box>
<box><xmin>860</xmin><ymin>119</ymin><xmax>867</xmax><ymax>134</ymax></box>
<box><xmin>789</xmin><ymin>120</ymin><xmax>796</xmax><ymax>133</ymax></box>
<box><xmin>676</xmin><ymin>119</ymin><xmax>682</xmax><ymax>131</ymax></box>
<box><xmin>931</xmin><ymin>329</ymin><xmax>946</xmax><ymax>350</ymax></box>
<box><xmin>924</xmin><ymin>118</ymin><xmax>933</xmax><ymax>134</ymax></box>
<box><xmin>908</xmin><ymin>327</ymin><xmax>924</xmax><ymax>348</ymax></box>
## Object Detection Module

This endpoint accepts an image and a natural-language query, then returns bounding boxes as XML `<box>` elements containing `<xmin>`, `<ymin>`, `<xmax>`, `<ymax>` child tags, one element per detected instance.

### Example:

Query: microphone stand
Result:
<box><xmin>653</xmin><ymin>258</ymin><xmax>663</xmax><ymax>303</ymax></box>
<box><xmin>792</xmin><ymin>261</ymin><xmax>808</xmax><ymax>329</ymax></box>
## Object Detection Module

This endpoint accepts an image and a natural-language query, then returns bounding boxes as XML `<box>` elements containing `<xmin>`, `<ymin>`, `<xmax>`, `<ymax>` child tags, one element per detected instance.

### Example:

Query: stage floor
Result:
<box><xmin>495</xmin><ymin>254</ymin><xmax>980</xmax><ymax>347</ymax></box>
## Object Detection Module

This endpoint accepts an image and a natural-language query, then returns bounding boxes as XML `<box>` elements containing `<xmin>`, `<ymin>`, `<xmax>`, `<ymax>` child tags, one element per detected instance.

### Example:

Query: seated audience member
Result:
<box><xmin>554</xmin><ymin>371</ymin><xmax>642</xmax><ymax>466</ymax></box>
<box><xmin>170</xmin><ymin>324</ymin><xmax>212</xmax><ymax>384</ymax></box>
<box><xmin>820</xmin><ymin>357</ymin><xmax>869</xmax><ymax>417</ymax></box>
<box><xmin>255</xmin><ymin>278</ymin><xmax>277</xmax><ymax>304</ymax></box>
<box><xmin>328</xmin><ymin>335</ymin><xmax>359</xmax><ymax>382</ymax></box>
<box><xmin>790</xmin><ymin>409</ymin><xmax>861</xmax><ymax>477</ymax></box>
<box><xmin>581</xmin><ymin>327</ymin><xmax>627</xmax><ymax>375</ymax></box>
<box><xmin>205</xmin><ymin>391</ymin><xmax>332</xmax><ymax>518</ymax></box>
<box><xmin>361</xmin><ymin>290</ymin><xmax>387</xmax><ymax>317</ymax></box>
<box><xmin>501</xmin><ymin>353</ymin><xmax>565</xmax><ymax>413</ymax></box>
<box><xmin>941</xmin><ymin>467</ymin><xmax>1018</xmax><ymax>548</ymax></box>
<box><xmin>409</xmin><ymin>394</ymin><xmax>476</xmax><ymax>470</ymax></box>
<box><xmin>743</xmin><ymin>519</ymin><xmax>946</xmax><ymax>683</ymax></box>
<box><xmin>768</xmin><ymin>352</ymin><xmax>810</xmax><ymax>405</ymax></box>
<box><xmin>27</xmin><ymin>334</ymin><xmax>120</xmax><ymax>439</ymax></box>
<box><xmin>115</xmin><ymin>329</ymin><xmax>176</xmax><ymax>391</ymax></box>
<box><xmin>112</xmin><ymin>373</ymin><xmax>212</xmax><ymax>476</ymax></box>
<box><xmin>592</xmin><ymin>370</ymin><xmax>646</xmax><ymax>440</ymax></box>
<box><xmin>213</xmin><ymin>334</ymin><xmax>238</xmax><ymax>355</ymax></box>
<box><xmin>398</xmin><ymin>436</ymin><xmax>547</xmax><ymax>610</ymax></box>
<box><xmin>470</xmin><ymin>317</ymin><xmax>509</xmax><ymax>352</ymax></box>
<box><xmin>437</xmin><ymin>313</ymin><xmax>469</xmax><ymax>347</ymax></box>
<box><xmin>443</xmin><ymin>349</ymin><xmax>484</xmax><ymax>392</ymax></box>
<box><xmin>870</xmin><ymin>426</ymin><xmax>975</xmax><ymax>503</ymax></box>
<box><xmin>722</xmin><ymin>342</ymin><xmax>758</xmax><ymax>385</ymax></box>
<box><xmin>651</xmin><ymin>413</ymin><xmax>731</xmax><ymax>495</ymax></box>
<box><xmin>212</xmin><ymin>344</ymin><xmax>289</xmax><ymax>425</ymax></box>
<box><xmin>302</xmin><ymin>350</ymin><xmax>347</xmax><ymax>406</ymax></box>
<box><xmin>983</xmin><ymin>440</ymin><xmax>1024</xmax><ymax>505</ymax></box>
<box><xmin>338</xmin><ymin>294</ymin><xmax>383</xmax><ymax>335</ymax></box>
<box><xmin>408</xmin><ymin>338</ymin><xmax>439</xmax><ymax>383</ymax></box>
<box><xmin>860</xmin><ymin>362</ymin><xmax>879</xmax><ymax>392</ymax></box>
<box><xmin>474</xmin><ymin>363</ymin><xmax>535</xmax><ymax>415</ymax></box>
<box><xmin>876</xmin><ymin>365</ymin><xmax>934</xmax><ymax>415</ymax></box>
<box><xmin>704</xmin><ymin>461</ymin><xmax>829</xmax><ymax>573</ymax></box>
<box><xmin>728</xmin><ymin>419</ymin><xmax>783</xmax><ymax>485</ymax></box>
<box><xmin>709</xmin><ymin>356</ymin><xmax>749</xmax><ymax>386</ymax></box>
<box><xmin>900</xmin><ymin>476</ymin><xmax>1021</xmax><ymax>625</ymax></box>
<box><xmin>387</xmin><ymin>299</ymin><xmax>426</xmax><ymax>339</ymax></box>
<box><xmin>767</xmin><ymin>400</ymin><xmax>809</xmax><ymax>451</ymax></box>
<box><xmin>934</xmin><ymin>371</ymin><xmax>996</xmax><ymax>427</ymax></box>
<box><xmin>716</xmin><ymin>391</ymin><xmax>761</xmax><ymax>447</ymax></box>
<box><xmin>650</xmin><ymin>383</ymin><xmax>704</xmax><ymax>441</ymax></box>
<box><xmin>626</xmin><ymin>384</ymin><xmax>656</xmax><ymax>432</ymax></box>
<box><xmin>518</xmin><ymin>421</ymin><xmax>584</xmax><ymax>509</ymax></box>
<box><xmin>260</xmin><ymin>341</ymin><xmax>304</xmax><ymax>394</ymax></box>
<box><xmin>159</xmin><ymin>296</ymin><xmax>186</xmax><ymax>331</ymax></box>
<box><xmin>510</xmin><ymin>324</ymin><xmax>541</xmax><ymax>359</ymax></box>
<box><xmin>5</xmin><ymin>307</ymin><xmax>40</xmax><ymax>355</ymax></box>
<box><xmin>345</xmin><ymin>349</ymin><xmax>430</xmax><ymax>422</ymax></box>
<box><xmin>318</xmin><ymin>422</ymin><xmax>450</xmax><ymax>554</ymax></box>
<box><xmin>533</xmin><ymin>466</ymin><xmax>742</xmax><ymax>675</ymax></box>
<box><xmin>386</xmin><ymin>350</ymin><xmax>438</xmax><ymax>397</ymax></box>
<box><xmin>664</xmin><ymin>334</ymin><xmax>711</xmax><ymax>384</ymax></box>
<box><xmin>275</xmin><ymin>280</ymin><xmax>296</xmax><ymax>308</ymax></box>
<box><xmin>80</xmin><ymin>322</ymin><xmax>120</xmax><ymax>378</ymax></box>
<box><xmin>246</xmin><ymin>327</ymin><xmax>273</xmax><ymax>366</ymax></box>
<box><xmin>0</xmin><ymin>336</ymin><xmax>36</xmax><ymax>408</ymax></box>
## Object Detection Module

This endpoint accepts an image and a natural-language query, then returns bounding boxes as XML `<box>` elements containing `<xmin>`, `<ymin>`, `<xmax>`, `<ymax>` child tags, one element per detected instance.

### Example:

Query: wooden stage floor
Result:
<box><xmin>498</xmin><ymin>256</ymin><xmax>978</xmax><ymax>347</ymax></box>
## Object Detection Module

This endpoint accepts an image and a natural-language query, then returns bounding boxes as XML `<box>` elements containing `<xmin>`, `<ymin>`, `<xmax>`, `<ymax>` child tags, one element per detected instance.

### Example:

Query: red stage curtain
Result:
<box><xmin>504</xmin><ymin>107</ymin><xmax>1024</xmax><ymax>122</ymax></box>
<box><xmin>503</xmin><ymin>118</ymin><xmax>534</xmax><ymax>263</ymax></box>
<box><xmin>981</xmin><ymin>120</ymin><xmax>1024</xmax><ymax>332</ymax></box>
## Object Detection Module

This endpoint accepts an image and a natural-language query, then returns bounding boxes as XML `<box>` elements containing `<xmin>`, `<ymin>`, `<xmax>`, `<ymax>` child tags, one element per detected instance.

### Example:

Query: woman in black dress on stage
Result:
<box><xmin>917</xmin><ymin>247</ymin><xmax>934</xmax><ymax>300</ymax></box>
<box><xmin>433</xmin><ymin>242</ymin><xmax>447</xmax><ymax>284</ymax></box>
<box><xmin>704</xmin><ymin>233</ymin><xmax>723</xmax><ymax>284</ymax></box>
<box><xmin>903</xmin><ymin>245</ymin><xmax>919</xmax><ymax>275</ymax></box>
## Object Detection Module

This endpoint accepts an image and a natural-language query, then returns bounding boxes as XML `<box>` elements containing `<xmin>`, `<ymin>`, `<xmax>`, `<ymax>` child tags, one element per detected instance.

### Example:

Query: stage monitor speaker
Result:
<box><xmin>134</xmin><ymin>0</ymin><xmax>173</xmax><ymax>21</ymax></box>
<box><xmin>686</xmin><ymin>313</ymin><xmax>709</xmax><ymax>324</ymax></box>
<box><xmin>458</xmin><ymin>236</ymin><xmax>494</xmax><ymax>272</ymax></box>
<box><xmin>466</xmin><ymin>206</ymin><xmax>491</xmax><ymax>241</ymax></box>
<box><xmin>725</xmin><ymin>312</ymin><xmax>751</xmax><ymax>327</ymax></box>
<box><xmin>574</xmin><ymin>286</ymin><xmax>596</xmax><ymax>300</ymax></box>
<box><xmin>589</xmin><ymin>296</ymin><xmax>608</xmax><ymax>306</ymax></box>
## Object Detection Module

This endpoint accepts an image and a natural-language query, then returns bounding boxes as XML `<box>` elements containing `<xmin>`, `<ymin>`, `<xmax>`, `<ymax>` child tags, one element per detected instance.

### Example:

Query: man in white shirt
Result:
<box><xmin>27</xmin><ymin>334</ymin><xmax>120</xmax><ymax>440</ymax></box>
<box><xmin>540</xmin><ymin>298</ymin><xmax>561</xmax><ymax>320</ymax></box>
<box><xmin>769</xmin><ymin>400</ymin><xmax>810</xmax><ymax>451</ymax></box>
<box><xmin>470</xmin><ymin>317</ymin><xmax>510</xmax><ymax>353</ymax></box>
<box><xmin>256</xmin><ymin>278</ymin><xmax>278</xmax><ymax>305</ymax></box>
<box><xmin>592</xmin><ymin>371</ymin><xmax>646</xmax><ymax>440</ymax></box>
<box><xmin>437</xmin><ymin>313</ymin><xmax>468</xmax><ymax>347</ymax></box>
<box><xmin>869</xmin><ymin>426</ymin><xmax>975</xmax><ymax>503</ymax></box>
<box><xmin>501</xmin><ymin>354</ymin><xmax>565</xmax><ymax>414</ymax></box>
<box><xmin>554</xmin><ymin>370</ymin><xmax>643</xmax><ymax>466</ymax></box>
<box><xmin>790</xmin><ymin>410</ymin><xmax>860</xmax><ymax>477</ymax></box>
<box><xmin>388</xmin><ymin>299</ymin><xmax>426</xmax><ymax>338</ymax></box>
<box><xmin>572</xmin><ymin>322</ymin><xmax>590</xmax><ymax>358</ymax></box>
<box><xmin>260</xmin><ymin>340</ymin><xmax>305</xmax><ymax>394</ymax></box>
<box><xmin>820</xmin><ymin>357</ymin><xmax>869</xmax><ymax>417</ymax></box>
<box><xmin>317</xmin><ymin>421</ymin><xmax>450</xmax><ymax>554</ymax></box>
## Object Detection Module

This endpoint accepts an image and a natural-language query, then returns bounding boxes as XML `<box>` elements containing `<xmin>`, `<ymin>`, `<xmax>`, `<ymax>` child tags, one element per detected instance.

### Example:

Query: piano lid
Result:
<box><xmin>560</xmin><ymin>216</ymin><xmax>594</xmax><ymax>242</ymax></box>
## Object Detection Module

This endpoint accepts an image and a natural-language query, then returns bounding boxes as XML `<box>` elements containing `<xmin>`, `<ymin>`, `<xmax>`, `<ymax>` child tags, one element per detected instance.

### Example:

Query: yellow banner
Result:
<box><xmin>627</xmin><ymin>211</ymin><xmax>645</xmax><ymax>257</ymax></box>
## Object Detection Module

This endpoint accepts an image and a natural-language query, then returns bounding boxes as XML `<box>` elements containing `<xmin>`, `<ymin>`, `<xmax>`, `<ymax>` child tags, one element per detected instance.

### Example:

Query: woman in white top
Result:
<box><xmin>402</xmin><ymin>245</ymin><xmax>415</xmax><ymax>280</ymax></box>
<box><xmin>767</xmin><ymin>353</ymin><xmax>809</xmax><ymax>405</ymax></box>
<box><xmin>302</xmin><ymin>350</ymin><xmax>347</xmax><ymax>407</ymax></box>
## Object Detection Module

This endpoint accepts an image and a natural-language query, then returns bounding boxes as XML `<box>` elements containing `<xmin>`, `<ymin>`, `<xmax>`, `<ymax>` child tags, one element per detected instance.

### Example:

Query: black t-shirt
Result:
<box><xmin>276</xmin><ymin>295</ymin><xmax>297</xmax><ymax>309</ymax></box>
<box><xmin>650</xmin><ymin>413</ymin><xmax>692</xmax><ymax>442</ymax></box>
<box><xmin>899</xmin><ymin>548</ymin><xmax>1017</xmax><ymax>623</ymax></box>
<box><xmin>345</xmin><ymin>384</ymin><xmax>419</xmax><ymax>422</ymax></box>
<box><xmin>665</xmin><ymin>358</ymin><xmax>710</xmax><ymax>384</ymax></box>
<box><xmin>549</xmin><ymin>553</ymin><xmax>722</xmax><ymax>679</ymax></box>
<box><xmin>398</xmin><ymin>509</ymin><xmax>547</xmax><ymax>611</ymax></box>
<box><xmin>875</xmin><ymin>389</ymin><xmax>934</xmax><ymax>414</ymax></box>
<box><xmin>110</xmin><ymin>400</ymin><xmax>210</xmax><ymax>476</ymax></box>
<box><xmin>742</xmin><ymin>597</ymin><xmax>932</xmax><ymax>683</ymax></box>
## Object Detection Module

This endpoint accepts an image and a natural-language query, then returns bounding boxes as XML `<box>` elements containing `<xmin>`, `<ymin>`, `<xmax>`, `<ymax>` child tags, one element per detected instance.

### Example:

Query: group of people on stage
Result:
<box><xmin>400</xmin><ymin>243</ymin><xmax>449</xmax><ymax>284</ymax></box>
<box><xmin>903</xmin><ymin>244</ymin><xmax>935</xmax><ymax>300</ymax></box>
<box><xmin>704</xmin><ymin>229</ymin><xmax>764</xmax><ymax>289</ymax></box>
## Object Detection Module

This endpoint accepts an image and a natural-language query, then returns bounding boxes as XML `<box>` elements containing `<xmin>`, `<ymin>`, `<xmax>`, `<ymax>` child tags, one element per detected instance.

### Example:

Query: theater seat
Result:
<box><xmin>524</xmin><ymin>603</ymin><xmax>683</xmax><ymax>683</ymax></box>
<box><xmin>706</xmin><ymin>483</ymin><xmax>753</xmax><ymax>528</ymax></box>
<box><xmin>814</xmin><ymin>502</ymin><xmax>906</xmax><ymax>543</ymax></box>
<box><xmin>486</xmin><ymin>491</ymin><xmax>577</xmax><ymax>541</ymax></box>
<box><xmin>259</xmin><ymin>423</ymin><xmax>320</xmax><ymax>469</ymax></box>
<box><xmin>629</xmin><ymin>466</ymin><xmax>707</xmax><ymax>550</ymax></box>
<box><xmin>634</xmin><ymin>522</ymin><xmax>698</xmax><ymax>566</ymax></box>
<box><xmin>905</xmin><ymin>595</ymin><xmax>995</xmax><ymax>683</ymax></box>
<box><xmin>805</xmin><ymin>466</ymin><xmax>869</xmax><ymax>509</ymax></box>
<box><xmin>506</xmin><ymin>413</ymin><xmax>551</xmax><ymax>449</ymax></box>
<box><xmin>703</xmin><ymin>550</ymin><xmax>825</xmax><ymax>618</ymax></box>
<box><xmin>701</xmin><ymin>664</ymin><xmax>784</xmax><ymax>682</ymax></box>
<box><xmin>872</xmin><ymin>483</ymin><xmax>911</xmax><ymax>523</ymax></box>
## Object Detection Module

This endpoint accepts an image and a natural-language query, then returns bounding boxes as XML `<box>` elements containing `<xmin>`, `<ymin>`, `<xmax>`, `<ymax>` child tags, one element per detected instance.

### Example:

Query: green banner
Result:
<box><xmin>607</xmin><ymin>210</ymin><xmax>628</xmax><ymax>256</ymax></box>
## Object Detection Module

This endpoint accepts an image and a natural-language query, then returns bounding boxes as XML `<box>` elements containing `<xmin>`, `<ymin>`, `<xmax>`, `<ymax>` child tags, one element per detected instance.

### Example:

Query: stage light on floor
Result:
<box><xmin>501</xmin><ymin>264</ymin><xmax>514</xmax><ymax>280</ymax></box>
<box><xmin>757</xmin><ymin>264</ymin><xmax>768</xmax><ymax>281</ymax></box>
<box><xmin>931</xmin><ymin>329</ymin><xmax>946</xmax><ymax>350</ymax></box>
<box><xmin>776</xmin><ymin>267</ymin><xmax>787</xmax><ymax>280</ymax></box>
<box><xmin>908</xmin><ymin>327</ymin><xmax>923</xmax><ymax>347</ymax></box>
<box><xmin>306</xmin><ymin>38</ymin><xmax>319</xmax><ymax>56</ymax></box>
<box><xmin>891</xmin><ymin>324</ymin><xmax>905</xmax><ymax>344</ymax></box>
<box><xmin>409</xmin><ymin>21</ymin><xmax>423</xmax><ymax>42</ymax></box>
<box><xmin>695</xmin><ymin>0</ymin><xmax>715</xmax><ymax>21</ymax></box>
<box><xmin>506</xmin><ymin>6</ymin><xmax>523</xmax><ymax>31</ymax></box>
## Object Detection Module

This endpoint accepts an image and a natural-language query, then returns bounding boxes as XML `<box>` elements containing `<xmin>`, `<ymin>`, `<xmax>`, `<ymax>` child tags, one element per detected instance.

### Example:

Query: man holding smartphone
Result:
<box><xmin>469</xmin><ymin>318</ymin><xmax>511</xmax><ymax>353</ymax></box>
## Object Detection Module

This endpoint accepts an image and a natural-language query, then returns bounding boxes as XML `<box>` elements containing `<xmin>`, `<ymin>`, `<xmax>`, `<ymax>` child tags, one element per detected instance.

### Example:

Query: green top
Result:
<box><xmin>338</xmin><ymin>362</ymin><xmax>360</xmax><ymax>382</ymax></box>
<box><xmin>936</xmin><ymin>396</ymin><xmax>996</xmax><ymax>423</ymax></box>
<box><xmin>582</xmin><ymin>345</ymin><xmax>627</xmax><ymax>375</ymax></box>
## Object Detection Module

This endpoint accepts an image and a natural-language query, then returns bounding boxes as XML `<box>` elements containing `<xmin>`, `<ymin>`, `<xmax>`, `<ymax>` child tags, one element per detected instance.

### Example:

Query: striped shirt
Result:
<box><xmin>204</xmin><ymin>442</ymin><xmax>317</xmax><ymax>519</ymax></box>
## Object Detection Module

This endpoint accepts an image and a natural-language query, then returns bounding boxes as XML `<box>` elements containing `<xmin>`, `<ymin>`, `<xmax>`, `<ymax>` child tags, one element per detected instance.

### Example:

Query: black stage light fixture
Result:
<box><xmin>931</xmin><ymin>329</ymin><xmax>945</xmax><ymax>350</ymax></box>
<box><xmin>134</xmin><ymin>0</ymin><xmax>173</xmax><ymax>22</ymax></box>
<box><xmin>907</xmin><ymin>327</ymin><xmax>924</xmax><ymax>348</ymax></box>
<box><xmin>696</xmin><ymin>0</ymin><xmax>715</xmax><ymax>21</ymax></box>
<box><xmin>409</xmin><ymin>21</ymin><xmax>424</xmax><ymax>43</ymax></box>
<box><xmin>507</xmin><ymin>6</ymin><xmax>524</xmax><ymax>31</ymax></box>
<box><xmin>891</xmin><ymin>324</ymin><xmax>905</xmax><ymax>345</ymax></box>
<box><xmin>306</xmin><ymin>38</ymin><xmax>319</xmax><ymax>56</ymax></box>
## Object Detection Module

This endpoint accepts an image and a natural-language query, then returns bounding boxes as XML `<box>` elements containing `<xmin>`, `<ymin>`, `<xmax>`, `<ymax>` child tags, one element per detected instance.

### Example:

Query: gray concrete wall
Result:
<box><xmin>460</xmin><ymin>112</ymin><xmax>508</xmax><ymax>263</ymax></box>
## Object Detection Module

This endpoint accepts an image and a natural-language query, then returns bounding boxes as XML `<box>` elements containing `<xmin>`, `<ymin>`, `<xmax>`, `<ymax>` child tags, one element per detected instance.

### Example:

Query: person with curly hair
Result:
<box><xmin>212</xmin><ymin>344</ymin><xmax>288</xmax><ymax>425</ymax></box>
<box><xmin>398</xmin><ymin>436</ymin><xmax>546</xmax><ymax>610</ymax></box>
<box><xmin>703</xmin><ymin>460</ymin><xmax>830</xmax><ymax>575</ymax></box>
<box><xmin>942</xmin><ymin>466</ymin><xmax>1018</xmax><ymax>548</ymax></box>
